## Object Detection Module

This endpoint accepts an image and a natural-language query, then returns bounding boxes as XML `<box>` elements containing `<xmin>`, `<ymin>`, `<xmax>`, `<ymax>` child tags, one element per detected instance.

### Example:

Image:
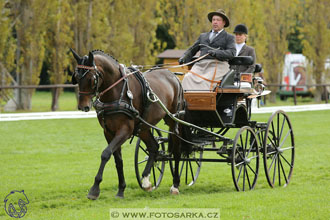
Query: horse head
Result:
<box><xmin>71</xmin><ymin>48</ymin><xmax>103</xmax><ymax>112</ymax></box>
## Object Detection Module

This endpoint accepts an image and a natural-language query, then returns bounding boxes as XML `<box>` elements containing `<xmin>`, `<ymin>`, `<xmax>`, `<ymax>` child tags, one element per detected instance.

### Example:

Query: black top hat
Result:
<box><xmin>207</xmin><ymin>9</ymin><xmax>230</xmax><ymax>27</ymax></box>
<box><xmin>234</xmin><ymin>24</ymin><xmax>248</xmax><ymax>34</ymax></box>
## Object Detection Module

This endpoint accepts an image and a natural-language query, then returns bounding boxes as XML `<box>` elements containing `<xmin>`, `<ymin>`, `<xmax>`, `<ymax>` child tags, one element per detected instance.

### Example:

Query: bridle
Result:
<box><xmin>76</xmin><ymin>64</ymin><xmax>136</xmax><ymax>99</ymax></box>
<box><xmin>76</xmin><ymin>64</ymin><xmax>103</xmax><ymax>97</ymax></box>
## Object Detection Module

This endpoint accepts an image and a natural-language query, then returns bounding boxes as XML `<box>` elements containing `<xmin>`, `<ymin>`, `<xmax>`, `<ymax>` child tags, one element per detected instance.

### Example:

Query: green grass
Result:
<box><xmin>0</xmin><ymin>111</ymin><xmax>329</xmax><ymax>219</ymax></box>
<box><xmin>1</xmin><ymin>91</ymin><xmax>78</xmax><ymax>113</ymax></box>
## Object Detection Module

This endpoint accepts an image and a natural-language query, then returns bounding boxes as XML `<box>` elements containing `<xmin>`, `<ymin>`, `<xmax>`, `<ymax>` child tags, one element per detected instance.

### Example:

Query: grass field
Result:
<box><xmin>0</xmin><ymin>110</ymin><xmax>329</xmax><ymax>219</ymax></box>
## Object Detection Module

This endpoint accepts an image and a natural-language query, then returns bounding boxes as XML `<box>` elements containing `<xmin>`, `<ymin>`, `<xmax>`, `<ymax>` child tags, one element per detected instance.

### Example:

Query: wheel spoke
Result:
<box><xmin>279</xmin><ymin>153</ymin><xmax>293</xmax><ymax>168</ymax></box>
<box><xmin>152</xmin><ymin>166</ymin><xmax>156</xmax><ymax>186</ymax></box>
<box><xmin>185</xmin><ymin>160</ymin><xmax>188</xmax><ymax>184</ymax></box>
<box><xmin>268</xmin><ymin>153</ymin><xmax>277</xmax><ymax>172</ymax></box>
<box><xmin>271</xmin><ymin>121</ymin><xmax>276</xmax><ymax>145</ymax></box>
<box><xmin>277</xmin><ymin>114</ymin><xmax>280</xmax><ymax>145</ymax></box>
<box><xmin>179</xmin><ymin>161</ymin><xmax>185</xmax><ymax>177</ymax></box>
<box><xmin>246</xmin><ymin>163</ymin><xmax>257</xmax><ymax>175</ymax></box>
<box><xmin>267</xmin><ymin>135</ymin><xmax>277</xmax><ymax>149</ymax></box>
<box><xmin>156</xmin><ymin>165</ymin><xmax>163</xmax><ymax>173</ymax></box>
<box><xmin>240</xmin><ymin>135</ymin><xmax>245</xmax><ymax>155</ymax></box>
<box><xmin>266</xmin><ymin>150</ymin><xmax>277</xmax><ymax>156</ymax></box>
<box><xmin>279</xmin><ymin>156</ymin><xmax>288</xmax><ymax>183</ymax></box>
<box><xmin>244</xmin><ymin>131</ymin><xmax>249</xmax><ymax>154</ymax></box>
<box><xmin>279</xmin><ymin>129</ymin><xmax>291</xmax><ymax>149</ymax></box>
<box><xmin>140</xmin><ymin>145</ymin><xmax>149</xmax><ymax>155</ymax></box>
<box><xmin>189</xmin><ymin>161</ymin><xmax>195</xmax><ymax>182</ymax></box>
<box><xmin>138</xmin><ymin>158</ymin><xmax>148</xmax><ymax>164</ymax></box>
<box><xmin>272</xmin><ymin>155</ymin><xmax>277</xmax><ymax>185</ymax></box>
<box><xmin>278</xmin><ymin>155</ymin><xmax>281</xmax><ymax>186</ymax></box>
<box><xmin>246</xmin><ymin>137</ymin><xmax>256</xmax><ymax>157</ymax></box>
<box><xmin>235</xmin><ymin>161</ymin><xmax>245</xmax><ymax>167</ymax></box>
<box><xmin>243</xmin><ymin>165</ymin><xmax>246</xmax><ymax>191</ymax></box>
<box><xmin>237</xmin><ymin>164</ymin><xmax>244</xmax><ymax>183</ymax></box>
<box><xmin>278</xmin><ymin>117</ymin><xmax>286</xmax><ymax>143</ymax></box>
<box><xmin>245</xmin><ymin>167</ymin><xmax>252</xmax><ymax>189</ymax></box>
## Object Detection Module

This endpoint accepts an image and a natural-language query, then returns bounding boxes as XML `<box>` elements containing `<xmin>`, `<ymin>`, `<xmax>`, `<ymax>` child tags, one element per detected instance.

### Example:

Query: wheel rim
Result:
<box><xmin>170</xmin><ymin>148</ymin><xmax>203</xmax><ymax>186</ymax></box>
<box><xmin>263</xmin><ymin>110</ymin><xmax>295</xmax><ymax>188</ymax></box>
<box><xmin>134</xmin><ymin>128</ymin><xmax>166</xmax><ymax>190</ymax></box>
<box><xmin>231</xmin><ymin>126</ymin><xmax>260</xmax><ymax>191</ymax></box>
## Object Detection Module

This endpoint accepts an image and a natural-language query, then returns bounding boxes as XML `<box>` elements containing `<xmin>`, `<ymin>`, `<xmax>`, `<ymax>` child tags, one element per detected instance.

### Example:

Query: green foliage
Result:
<box><xmin>0</xmin><ymin>110</ymin><xmax>329</xmax><ymax>219</ymax></box>
<box><xmin>0</xmin><ymin>0</ymin><xmax>16</xmax><ymax>77</ymax></box>
<box><xmin>299</xmin><ymin>0</ymin><xmax>330</xmax><ymax>100</ymax></box>
<box><xmin>1</xmin><ymin>0</ymin><xmax>329</xmax><ymax>108</ymax></box>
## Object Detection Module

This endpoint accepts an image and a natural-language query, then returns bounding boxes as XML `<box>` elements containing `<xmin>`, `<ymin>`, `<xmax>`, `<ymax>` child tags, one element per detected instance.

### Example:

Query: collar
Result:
<box><xmin>211</xmin><ymin>29</ymin><xmax>224</xmax><ymax>34</ymax></box>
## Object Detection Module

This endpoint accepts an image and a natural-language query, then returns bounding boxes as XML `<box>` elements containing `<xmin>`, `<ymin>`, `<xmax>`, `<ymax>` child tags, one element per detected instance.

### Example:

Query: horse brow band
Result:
<box><xmin>77</xmin><ymin>65</ymin><xmax>95</xmax><ymax>70</ymax></box>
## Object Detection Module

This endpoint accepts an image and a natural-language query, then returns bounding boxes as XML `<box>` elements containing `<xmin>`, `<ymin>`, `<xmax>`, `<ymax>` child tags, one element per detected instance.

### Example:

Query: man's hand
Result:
<box><xmin>178</xmin><ymin>57</ymin><xmax>185</xmax><ymax>65</ymax></box>
<box><xmin>208</xmin><ymin>50</ymin><xmax>217</xmax><ymax>57</ymax></box>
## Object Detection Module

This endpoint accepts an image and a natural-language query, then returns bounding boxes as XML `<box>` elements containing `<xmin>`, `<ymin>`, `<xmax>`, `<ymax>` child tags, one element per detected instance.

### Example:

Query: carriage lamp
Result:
<box><xmin>240</xmin><ymin>73</ymin><xmax>252</xmax><ymax>83</ymax></box>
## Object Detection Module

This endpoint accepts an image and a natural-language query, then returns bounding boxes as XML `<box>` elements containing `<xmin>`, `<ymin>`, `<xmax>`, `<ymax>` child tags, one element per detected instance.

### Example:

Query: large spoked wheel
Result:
<box><xmin>263</xmin><ymin>110</ymin><xmax>295</xmax><ymax>188</ymax></box>
<box><xmin>231</xmin><ymin>126</ymin><xmax>260</xmax><ymax>191</ymax></box>
<box><xmin>170</xmin><ymin>147</ymin><xmax>203</xmax><ymax>186</ymax></box>
<box><xmin>135</xmin><ymin>128</ymin><xmax>166</xmax><ymax>190</ymax></box>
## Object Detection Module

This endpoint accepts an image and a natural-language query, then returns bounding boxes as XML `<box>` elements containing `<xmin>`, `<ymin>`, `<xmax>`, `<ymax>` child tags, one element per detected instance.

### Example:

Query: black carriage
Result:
<box><xmin>135</xmin><ymin>56</ymin><xmax>295</xmax><ymax>192</ymax></box>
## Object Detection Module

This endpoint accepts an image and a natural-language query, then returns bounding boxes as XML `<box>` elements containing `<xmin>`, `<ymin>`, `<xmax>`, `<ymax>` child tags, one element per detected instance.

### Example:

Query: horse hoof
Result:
<box><xmin>116</xmin><ymin>191</ymin><xmax>125</xmax><ymax>199</ymax></box>
<box><xmin>142</xmin><ymin>175</ymin><xmax>152</xmax><ymax>191</ymax></box>
<box><xmin>87</xmin><ymin>193</ymin><xmax>99</xmax><ymax>200</ymax></box>
<box><xmin>170</xmin><ymin>185</ymin><xmax>180</xmax><ymax>195</ymax></box>
<box><xmin>142</xmin><ymin>184</ymin><xmax>153</xmax><ymax>192</ymax></box>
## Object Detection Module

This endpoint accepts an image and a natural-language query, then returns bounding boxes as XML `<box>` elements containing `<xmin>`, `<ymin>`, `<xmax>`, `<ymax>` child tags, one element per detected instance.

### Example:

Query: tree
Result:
<box><xmin>300</xmin><ymin>0</ymin><xmax>330</xmax><ymax>101</ymax></box>
<box><xmin>46</xmin><ymin>0</ymin><xmax>74</xmax><ymax>111</ymax></box>
<box><xmin>257</xmin><ymin>0</ymin><xmax>299</xmax><ymax>102</ymax></box>
<box><xmin>0</xmin><ymin>0</ymin><xmax>16</xmax><ymax>107</ymax></box>
<box><xmin>10</xmin><ymin>0</ymin><xmax>49</xmax><ymax>110</ymax></box>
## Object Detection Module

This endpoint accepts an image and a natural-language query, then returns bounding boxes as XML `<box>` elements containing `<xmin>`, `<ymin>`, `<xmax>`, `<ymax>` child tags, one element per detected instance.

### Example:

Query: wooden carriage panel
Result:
<box><xmin>184</xmin><ymin>92</ymin><xmax>217</xmax><ymax>111</ymax></box>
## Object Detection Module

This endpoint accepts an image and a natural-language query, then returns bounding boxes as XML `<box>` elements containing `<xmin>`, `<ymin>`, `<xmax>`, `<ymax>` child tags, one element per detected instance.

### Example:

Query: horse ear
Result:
<box><xmin>87</xmin><ymin>51</ymin><xmax>94</xmax><ymax>66</ymax></box>
<box><xmin>70</xmin><ymin>48</ymin><xmax>82</xmax><ymax>63</ymax></box>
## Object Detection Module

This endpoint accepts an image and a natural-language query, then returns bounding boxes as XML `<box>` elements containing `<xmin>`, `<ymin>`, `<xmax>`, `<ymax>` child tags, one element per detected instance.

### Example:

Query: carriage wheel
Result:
<box><xmin>134</xmin><ymin>128</ymin><xmax>166</xmax><ymax>190</ymax></box>
<box><xmin>170</xmin><ymin>147</ymin><xmax>203</xmax><ymax>186</ymax></box>
<box><xmin>263</xmin><ymin>110</ymin><xmax>295</xmax><ymax>188</ymax></box>
<box><xmin>231</xmin><ymin>126</ymin><xmax>260</xmax><ymax>191</ymax></box>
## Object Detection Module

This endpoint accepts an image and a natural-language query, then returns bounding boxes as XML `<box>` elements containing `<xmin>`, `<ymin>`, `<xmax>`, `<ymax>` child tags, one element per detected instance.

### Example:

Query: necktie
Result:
<box><xmin>210</xmin><ymin>32</ymin><xmax>217</xmax><ymax>42</ymax></box>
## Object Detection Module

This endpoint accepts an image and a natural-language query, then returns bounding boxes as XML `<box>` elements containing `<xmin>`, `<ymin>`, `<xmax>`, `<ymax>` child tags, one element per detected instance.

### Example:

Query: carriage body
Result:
<box><xmin>183</xmin><ymin>56</ymin><xmax>259</xmax><ymax>129</ymax></box>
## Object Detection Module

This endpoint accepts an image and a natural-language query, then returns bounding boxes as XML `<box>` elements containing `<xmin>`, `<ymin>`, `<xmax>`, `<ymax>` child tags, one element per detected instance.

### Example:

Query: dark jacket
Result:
<box><xmin>180</xmin><ymin>30</ymin><xmax>236</xmax><ymax>62</ymax></box>
<box><xmin>235</xmin><ymin>44</ymin><xmax>256</xmax><ymax>73</ymax></box>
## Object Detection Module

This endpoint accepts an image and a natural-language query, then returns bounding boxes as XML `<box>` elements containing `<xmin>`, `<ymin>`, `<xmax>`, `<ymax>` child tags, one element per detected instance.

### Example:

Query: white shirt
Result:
<box><xmin>209</xmin><ymin>29</ymin><xmax>224</xmax><ymax>41</ymax></box>
<box><xmin>235</xmin><ymin>42</ymin><xmax>245</xmax><ymax>56</ymax></box>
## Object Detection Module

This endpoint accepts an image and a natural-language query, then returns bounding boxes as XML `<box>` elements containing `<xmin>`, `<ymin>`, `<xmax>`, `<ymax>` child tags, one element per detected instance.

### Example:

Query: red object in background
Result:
<box><xmin>284</xmin><ymin>76</ymin><xmax>290</xmax><ymax>91</ymax></box>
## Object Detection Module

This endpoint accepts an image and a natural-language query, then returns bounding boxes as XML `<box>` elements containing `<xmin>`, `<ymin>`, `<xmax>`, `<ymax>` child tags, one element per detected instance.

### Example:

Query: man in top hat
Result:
<box><xmin>179</xmin><ymin>9</ymin><xmax>236</xmax><ymax>91</ymax></box>
<box><xmin>233</xmin><ymin>24</ymin><xmax>256</xmax><ymax>73</ymax></box>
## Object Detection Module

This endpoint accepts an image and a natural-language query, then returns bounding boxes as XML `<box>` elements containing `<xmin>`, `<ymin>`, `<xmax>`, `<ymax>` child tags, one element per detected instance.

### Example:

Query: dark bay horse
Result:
<box><xmin>71</xmin><ymin>49</ymin><xmax>184</xmax><ymax>198</ymax></box>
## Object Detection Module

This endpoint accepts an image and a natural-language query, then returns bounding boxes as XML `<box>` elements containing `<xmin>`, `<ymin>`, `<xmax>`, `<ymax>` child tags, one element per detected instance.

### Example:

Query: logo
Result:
<box><xmin>4</xmin><ymin>190</ymin><xmax>29</xmax><ymax>218</ymax></box>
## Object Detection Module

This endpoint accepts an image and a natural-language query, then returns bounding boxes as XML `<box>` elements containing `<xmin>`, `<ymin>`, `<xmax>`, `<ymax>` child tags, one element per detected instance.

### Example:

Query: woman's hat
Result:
<box><xmin>234</xmin><ymin>24</ymin><xmax>248</xmax><ymax>34</ymax></box>
<box><xmin>207</xmin><ymin>9</ymin><xmax>230</xmax><ymax>27</ymax></box>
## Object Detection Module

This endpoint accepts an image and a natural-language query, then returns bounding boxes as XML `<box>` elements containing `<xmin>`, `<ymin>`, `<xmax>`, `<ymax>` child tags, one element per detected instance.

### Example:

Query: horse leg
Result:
<box><xmin>87</xmin><ymin>131</ymin><xmax>129</xmax><ymax>200</ymax></box>
<box><xmin>139</xmin><ymin>130</ymin><xmax>159</xmax><ymax>191</ymax></box>
<box><xmin>113</xmin><ymin>148</ymin><xmax>126</xmax><ymax>198</ymax></box>
<box><xmin>170</xmin><ymin>134</ymin><xmax>181</xmax><ymax>195</ymax></box>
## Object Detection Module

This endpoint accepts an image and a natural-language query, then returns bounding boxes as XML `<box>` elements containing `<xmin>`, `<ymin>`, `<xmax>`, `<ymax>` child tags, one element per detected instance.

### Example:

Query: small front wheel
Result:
<box><xmin>135</xmin><ymin>128</ymin><xmax>166</xmax><ymax>190</ymax></box>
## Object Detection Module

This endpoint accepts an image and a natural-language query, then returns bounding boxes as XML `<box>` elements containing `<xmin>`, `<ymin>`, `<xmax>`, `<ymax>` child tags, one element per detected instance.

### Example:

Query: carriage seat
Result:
<box><xmin>220</xmin><ymin>56</ymin><xmax>254</xmax><ymax>89</ymax></box>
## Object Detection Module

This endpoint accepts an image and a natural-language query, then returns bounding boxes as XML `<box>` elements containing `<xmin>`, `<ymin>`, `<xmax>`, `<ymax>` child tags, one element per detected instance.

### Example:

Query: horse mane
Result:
<box><xmin>91</xmin><ymin>49</ymin><xmax>119</xmax><ymax>67</ymax></box>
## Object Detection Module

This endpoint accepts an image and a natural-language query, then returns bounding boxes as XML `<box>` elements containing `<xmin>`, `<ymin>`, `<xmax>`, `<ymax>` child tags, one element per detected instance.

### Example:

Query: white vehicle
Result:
<box><xmin>279</xmin><ymin>53</ymin><xmax>311</xmax><ymax>100</ymax></box>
